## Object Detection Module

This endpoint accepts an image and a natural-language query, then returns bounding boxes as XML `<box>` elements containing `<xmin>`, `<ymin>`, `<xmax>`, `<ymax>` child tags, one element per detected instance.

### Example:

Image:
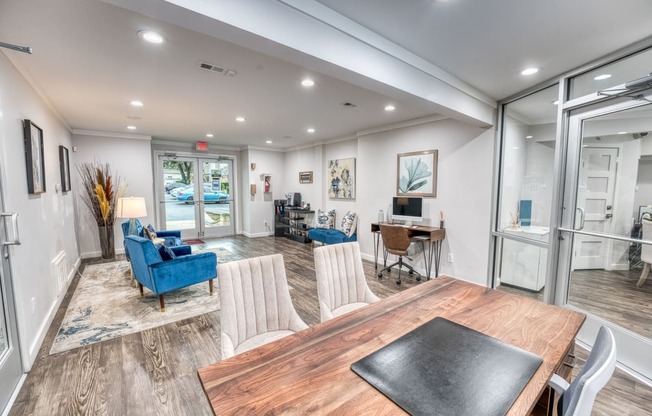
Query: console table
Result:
<box><xmin>371</xmin><ymin>222</ymin><xmax>445</xmax><ymax>279</ymax></box>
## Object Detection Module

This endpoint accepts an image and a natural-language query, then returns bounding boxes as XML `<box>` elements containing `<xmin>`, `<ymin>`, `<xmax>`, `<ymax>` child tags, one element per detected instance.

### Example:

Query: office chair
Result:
<box><xmin>313</xmin><ymin>242</ymin><xmax>380</xmax><ymax>322</ymax></box>
<box><xmin>378</xmin><ymin>224</ymin><xmax>421</xmax><ymax>284</ymax></box>
<box><xmin>548</xmin><ymin>326</ymin><xmax>617</xmax><ymax>416</ymax></box>
<box><xmin>218</xmin><ymin>254</ymin><xmax>309</xmax><ymax>359</ymax></box>
<box><xmin>638</xmin><ymin>219</ymin><xmax>652</xmax><ymax>287</ymax></box>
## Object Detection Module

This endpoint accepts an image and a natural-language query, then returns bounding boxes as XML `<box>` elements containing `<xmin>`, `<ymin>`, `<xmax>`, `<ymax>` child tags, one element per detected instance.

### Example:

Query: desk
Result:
<box><xmin>371</xmin><ymin>222</ymin><xmax>445</xmax><ymax>279</ymax></box>
<box><xmin>198</xmin><ymin>277</ymin><xmax>585</xmax><ymax>415</ymax></box>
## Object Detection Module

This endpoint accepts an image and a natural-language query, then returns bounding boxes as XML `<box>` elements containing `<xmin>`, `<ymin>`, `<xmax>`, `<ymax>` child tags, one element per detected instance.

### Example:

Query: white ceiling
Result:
<box><xmin>2</xmin><ymin>0</ymin><xmax>652</xmax><ymax>148</ymax></box>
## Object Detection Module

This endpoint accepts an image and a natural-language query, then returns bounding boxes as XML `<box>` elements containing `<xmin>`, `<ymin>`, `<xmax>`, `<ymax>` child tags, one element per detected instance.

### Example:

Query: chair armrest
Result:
<box><xmin>149</xmin><ymin>252</ymin><xmax>217</xmax><ymax>294</ymax></box>
<box><xmin>170</xmin><ymin>245</ymin><xmax>192</xmax><ymax>256</ymax></box>
<box><xmin>548</xmin><ymin>373</ymin><xmax>570</xmax><ymax>396</ymax></box>
<box><xmin>157</xmin><ymin>230</ymin><xmax>181</xmax><ymax>238</ymax></box>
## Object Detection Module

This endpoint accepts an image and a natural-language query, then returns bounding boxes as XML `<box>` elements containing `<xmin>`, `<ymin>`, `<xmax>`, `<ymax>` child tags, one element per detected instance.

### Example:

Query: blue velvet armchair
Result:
<box><xmin>121</xmin><ymin>219</ymin><xmax>182</xmax><ymax>260</ymax></box>
<box><xmin>124</xmin><ymin>236</ymin><xmax>217</xmax><ymax>312</ymax></box>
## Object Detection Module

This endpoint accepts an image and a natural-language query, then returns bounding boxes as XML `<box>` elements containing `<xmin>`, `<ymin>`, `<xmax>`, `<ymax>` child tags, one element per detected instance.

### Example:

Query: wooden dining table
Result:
<box><xmin>198</xmin><ymin>276</ymin><xmax>585</xmax><ymax>415</ymax></box>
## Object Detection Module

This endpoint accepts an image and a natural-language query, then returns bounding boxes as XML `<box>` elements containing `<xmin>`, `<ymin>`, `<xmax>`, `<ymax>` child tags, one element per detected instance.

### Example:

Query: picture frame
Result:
<box><xmin>299</xmin><ymin>171</ymin><xmax>313</xmax><ymax>184</ymax></box>
<box><xmin>23</xmin><ymin>119</ymin><xmax>46</xmax><ymax>194</ymax></box>
<box><xmin>397</xmin><ymin>149</ymin><xmax>438</xmax><ymax>197</ymax></box>
<box><xmin>328</xmin><ymin>158</ymin><xmax>355</xmax><ymax>199</ymax></box>
<box><xmin>59</xmin><ymin>145</ymin><xmax>71</xmax><ymax>192</ymax></box>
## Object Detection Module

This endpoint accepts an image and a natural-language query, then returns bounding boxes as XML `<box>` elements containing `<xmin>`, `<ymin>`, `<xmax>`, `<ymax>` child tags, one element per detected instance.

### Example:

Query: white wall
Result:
<box><xmin>320</xmin><ymin>139</ymin><xmax>359</xmax><ymax>226</ymax></box>
<box><xmin>72</xmin><ymin>133</ymin><xmax>154</xmax><ymax>258</ymax></box>
<box><xmin>243</xmin><ymin>148</ymin><xmax>285</xmax><ymax>236</ymax></box>
<box><xmin>356</xmin><ymin>119</ymin><xmax>494</xmax><ymax>284</ymax></box>
<box><xmin>634</xmin><ymin>159</ymin><xmax>652</xmax><ymax>219</ymax></box>
<box><xmin>0</xmin><ymin>52</ymin><xmax>79</xmax><ymax>369</ymax></box>
<box><xmin>283</xmin><ymin>145</ymin><xmax>323</xmax><ymax>212</ymax></box>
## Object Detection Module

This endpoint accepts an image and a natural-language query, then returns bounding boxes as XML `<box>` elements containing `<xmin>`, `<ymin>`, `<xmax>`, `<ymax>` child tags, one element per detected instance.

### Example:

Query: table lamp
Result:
<box><xmin>116</xmin><ymin>196</ymin><xmax>148</xmax><ymax>236</ymax></box>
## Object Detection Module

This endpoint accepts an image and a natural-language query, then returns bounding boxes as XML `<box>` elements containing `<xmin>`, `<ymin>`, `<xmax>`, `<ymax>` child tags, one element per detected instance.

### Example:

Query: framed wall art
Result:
<box><xmin>397</xmin><ymin>149</ymin><xmax>438</xmax><ymax>197</ymax></box>
<box><xmin>59</xmin><ymin>145</ymin><xmax>71</xmax><ymax>192</ymax></box>
<box><xmin>23</xmin><ymin>119</ymin><xmax>46</xmax><ymax>194</ymax></box>
<box><xmin>328</xmin><ymin>158</ymin><xmax>355</xmax><ymax>199</ymax></box>
<box><xmin>299</xmin><ymin>171</ymin><xmax>313</xmax><ymax>184</ymax></box>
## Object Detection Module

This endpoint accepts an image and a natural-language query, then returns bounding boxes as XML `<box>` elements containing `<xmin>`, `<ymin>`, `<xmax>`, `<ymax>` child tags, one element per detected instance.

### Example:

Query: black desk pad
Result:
<box><xmin>351</xmin><ymin>317</ymin><xmax>543</xmax><ymax>416</ymax></box>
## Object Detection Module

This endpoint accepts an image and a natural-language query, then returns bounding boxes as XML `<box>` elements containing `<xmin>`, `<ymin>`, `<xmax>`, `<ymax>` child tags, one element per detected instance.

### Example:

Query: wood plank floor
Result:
<box><xmin>10</xmin><ymin>236</ymin><xmax>652</xmax><ymax>415</ymax></box>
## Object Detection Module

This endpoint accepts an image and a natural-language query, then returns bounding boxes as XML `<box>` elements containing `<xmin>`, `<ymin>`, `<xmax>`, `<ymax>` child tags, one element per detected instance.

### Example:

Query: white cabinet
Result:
<box><xmin>500</xmin><ymin>226</ymin><xmax>549</xmax><ymax>291</ymax></box>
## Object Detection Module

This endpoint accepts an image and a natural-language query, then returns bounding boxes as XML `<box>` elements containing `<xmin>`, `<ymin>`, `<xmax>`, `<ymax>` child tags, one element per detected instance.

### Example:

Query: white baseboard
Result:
<box><xmin>80</xmin><ymin>247</ymin><xmax>125</xmax><ymax>259</ymax></box>
<box><xmin>24</xmin><ymin>256</ymin><xmax>80</xmax><ymax>371</ymax></box>
<box><xmin>242</xmin><ymin>231</ymin><xmax>272</xmax><ymax>238</ymax></box>
<box><xmin>607</xmin><ymin>262</ymin><xmax>630</xmax><ymax>271</ymax></box>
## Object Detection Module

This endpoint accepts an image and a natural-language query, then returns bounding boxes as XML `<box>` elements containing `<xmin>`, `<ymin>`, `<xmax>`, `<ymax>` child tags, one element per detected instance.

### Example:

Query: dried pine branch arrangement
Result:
<box><xmin>77</xmin><ymin>161</ymin><xmax>126</xmax><ymax>227</ymax></box>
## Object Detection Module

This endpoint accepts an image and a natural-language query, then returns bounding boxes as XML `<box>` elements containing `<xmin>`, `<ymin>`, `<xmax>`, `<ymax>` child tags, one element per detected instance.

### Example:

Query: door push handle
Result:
<box><xmin>606</xmin><ymin>205</ymin><xmax>612</xmax><ymax>210</ymax></box>
<box><xmin>575</xmin><ymin>207</ymin><xmax>585</xmax><ymax>231</ymax></box>
<box><xmin>1</xmin><ymin>212</ymin><xmax>21</xmax><ymax>246</ymax></box>
<box><xmin>605</xmin><ymin>213</ymin><xmax>613</xmax><ymax>219</ymax></box>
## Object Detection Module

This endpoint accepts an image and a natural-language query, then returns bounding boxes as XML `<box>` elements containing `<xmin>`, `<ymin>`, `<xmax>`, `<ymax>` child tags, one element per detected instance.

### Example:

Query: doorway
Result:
<box><xmin>0</xmin><ymin>180</ymin><xmax>23</xmax><ymax>413</ymax></box>
<box><xmin>157</xmin><ymin>155</ymin><xmax>235</xmax><ymax>239</ymax></box>
<box><xmin>558</xmin><ymin>92</ymin><xmax>652</xmax><ymax>380</ymax></box>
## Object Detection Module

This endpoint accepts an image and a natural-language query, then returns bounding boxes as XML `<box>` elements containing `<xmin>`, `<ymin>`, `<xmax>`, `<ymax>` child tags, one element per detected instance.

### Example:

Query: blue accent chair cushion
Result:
<box><xmin>124</xmin><ymin>236</ymin><xmax>217</xmax><ymax>311</ymax></box>
<box><xmin>122</xmin><ymin>219</ymin><xmax>183</xmax><ymax>260</ymax></box>
<box><xmin>157</xmin><ymin>244</ymin><xmax>177</xmax><ymax>261</ymax></box>
<box><xmin>309</xmin><ymin>228</ymin><xmax>357</xmax><ymax>245</ymax></box>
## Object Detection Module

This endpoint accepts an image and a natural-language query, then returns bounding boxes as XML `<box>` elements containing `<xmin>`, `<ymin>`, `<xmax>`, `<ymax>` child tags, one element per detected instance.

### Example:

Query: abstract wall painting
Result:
<box><xmin>328</xmin><ymin>158</ymin><xmax>355</xmax><ymax>199</ymax></box>
<box><xmin>397</xmin><ymin>150</ymin><xmax>438</xmax><ymax>197</ymax></box>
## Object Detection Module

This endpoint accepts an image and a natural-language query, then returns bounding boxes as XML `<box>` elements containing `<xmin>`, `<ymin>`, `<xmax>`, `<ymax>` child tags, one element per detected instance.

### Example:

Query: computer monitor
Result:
<box><xmin>392</xmin><ymin>196</ymin><xmax>423</xmax><ymax>225</ymax></box>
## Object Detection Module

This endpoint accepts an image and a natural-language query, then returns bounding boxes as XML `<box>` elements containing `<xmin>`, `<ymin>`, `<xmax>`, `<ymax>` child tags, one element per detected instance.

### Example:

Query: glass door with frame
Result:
<box><xmin>558</xmin><ymin>91</ymin><xmax>652</xmax><ymax>381</ymax></box>
<box><xmin>157</xmin><ymin>156</ymin><xmax>234</xmax><ymax>239</ymax></box>
<box><xmin>0</xmin><ymin>181</ymin><xmax>23</xmax><ymax>413</ymax></box>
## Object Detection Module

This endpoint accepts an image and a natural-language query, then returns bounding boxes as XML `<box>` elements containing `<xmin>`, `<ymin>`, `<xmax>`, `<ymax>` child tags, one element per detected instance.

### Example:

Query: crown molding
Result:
<box><xmin>356</xmin><ymin>114</ymin><xmax>449</xmax><ymax>137</ymax></box>
<box><xmin>72</xmin><ymin>129</ymin><xmax>152</xmax><ymax>141</ymax></box>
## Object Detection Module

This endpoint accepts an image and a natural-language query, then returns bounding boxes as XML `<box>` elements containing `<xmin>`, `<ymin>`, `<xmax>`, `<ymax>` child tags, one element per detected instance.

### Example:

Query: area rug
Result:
<box><xmin>183</xmin><ymin>238</ymin><xmax>205</xmax><ymax>245</ymax></box>
<box><xmin>50</xmin><ymin>247</ymin><xmax>240</xmax><ymax>355</ymax></box>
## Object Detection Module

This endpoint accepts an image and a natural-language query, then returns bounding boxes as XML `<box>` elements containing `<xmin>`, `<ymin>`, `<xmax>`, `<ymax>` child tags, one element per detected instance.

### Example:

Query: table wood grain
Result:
<box><xmin>198</xmin><ymin>276</ymin><xmax>585</xmax><ymax>415</ymax></box>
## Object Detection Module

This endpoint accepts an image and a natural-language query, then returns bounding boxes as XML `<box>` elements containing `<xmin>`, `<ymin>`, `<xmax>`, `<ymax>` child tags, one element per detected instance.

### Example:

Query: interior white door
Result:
<box><xmin>0</xmin><ymin>203</ymin><xmax>23</xmax><ymax>413</ymax></box>
<box><xmin>573</xmin><ymin>147</ymin><xmax>618</xmax><ymax>270</ymax></box>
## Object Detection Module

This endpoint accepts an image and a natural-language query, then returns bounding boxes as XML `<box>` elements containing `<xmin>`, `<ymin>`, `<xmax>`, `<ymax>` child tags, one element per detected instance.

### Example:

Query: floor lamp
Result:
<box><xmin>116</xmin><ymin>197</ymin><xmax>148</xmax><ymax>235</ymax></box>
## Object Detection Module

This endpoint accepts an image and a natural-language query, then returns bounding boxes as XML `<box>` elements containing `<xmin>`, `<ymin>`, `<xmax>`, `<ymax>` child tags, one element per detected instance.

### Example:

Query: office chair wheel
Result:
<box><xmin>395</xmin><ymin>279</ymin><xmax>401</xmax><ymax>285</ymax></box>
<box><xmin>378</xmin><ymin>272</ymin><xmax>383</xmax><ymax>278</ymax></box>
<box><xmin>409</xmin><ymin>269</ymin><xmax>414</xmax><ymax>275</ymax></box>
<box><xmin>416</xmin><ymin>276</ymin><xmax>421</xmax><ymax>282</ymax></box>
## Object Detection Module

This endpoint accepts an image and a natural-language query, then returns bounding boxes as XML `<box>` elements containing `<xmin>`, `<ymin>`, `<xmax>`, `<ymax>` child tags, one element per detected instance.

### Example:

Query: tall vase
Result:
<box><xmin>98</xmin><ymin>225</ymin><xmax>115</xmax><ymax>260</ymax></box>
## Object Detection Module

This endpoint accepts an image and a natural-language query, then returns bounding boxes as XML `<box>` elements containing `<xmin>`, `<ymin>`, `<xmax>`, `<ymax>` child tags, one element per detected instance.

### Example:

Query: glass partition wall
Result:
<box><xmin>492</xmin><ymin>44</ymin><xmax>652</xmax><ymax>381</ymax></box>
<box><xmin>494</xmin><ymin>85</ymin><xmax>558</xmax><ymax>301</ymax></box>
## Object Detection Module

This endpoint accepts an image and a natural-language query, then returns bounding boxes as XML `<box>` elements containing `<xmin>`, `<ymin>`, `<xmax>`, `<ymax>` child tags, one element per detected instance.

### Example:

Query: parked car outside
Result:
<box><xmin>177</xmin><ymin>185</ymin><xmax>229</xmax><ymax>204</ymax></box>
<box><xmin>170</xmin><ymin>185</ymin><xmax>192</xmax><ymax>198</ymax></box>
<box><xmin>165</xmin><ymin>182</ymin><xmax>187</xmax><ymax>193</ymax></box>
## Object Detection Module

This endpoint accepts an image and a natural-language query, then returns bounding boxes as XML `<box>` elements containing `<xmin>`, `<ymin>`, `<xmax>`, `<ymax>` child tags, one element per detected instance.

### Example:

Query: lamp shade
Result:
<box><xmin>116</xmin><ymin>197</ymin><xmax>147</xmax><ymax>219</ymax></box>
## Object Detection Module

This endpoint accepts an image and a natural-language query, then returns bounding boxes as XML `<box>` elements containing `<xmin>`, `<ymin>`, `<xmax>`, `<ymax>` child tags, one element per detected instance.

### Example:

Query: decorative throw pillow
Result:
<box><xmin>146</xmin><ymin>224</ymin><xmax>158</xmax><ymax>239</ymax></box>
<box><xmin>316</xmin><ymin>209</ymin><xmax>336</xmax><ymax>229</ymax></box>
<box><xmin>157</xmin><ymin>244</ymin><xmax>177</xmax><ymax>261</ymax></box>
<box><xmin>142</xmin><ymin>226</ymin><xmax>155</xmax><ymax>240</ymax></box>
<box><xmin>340</xmin><ymin>211</ymin><xmax>357</xmax><ymax>237</ymax></box>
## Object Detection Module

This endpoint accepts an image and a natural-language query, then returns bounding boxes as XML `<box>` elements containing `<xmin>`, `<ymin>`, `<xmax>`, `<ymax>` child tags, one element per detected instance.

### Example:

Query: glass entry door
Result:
<box><xmin>158</xmin><ymin>156</ymin><xmax>234</xmax><ymax>239</ymax></box>
<box><xmin>0</xmin><ymin>179</ymin><xmax>23</xmax><ymax>413</ymax></box>
<box><xmin>558</xmin><ymin>92</ymin><xmax>652</xmax><ymax>380</ymax></box>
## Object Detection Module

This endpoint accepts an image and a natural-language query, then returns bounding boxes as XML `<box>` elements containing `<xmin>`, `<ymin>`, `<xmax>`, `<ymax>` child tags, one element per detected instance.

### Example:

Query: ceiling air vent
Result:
<box><xmin>340</xmin><ymin>102</ymin><xmax>358</xmax><ymax>108</ymax></box>
<box><xmin>199</xmin><ymin>61</ymin><xmax>227</xmax><ymax>74</ymax></box>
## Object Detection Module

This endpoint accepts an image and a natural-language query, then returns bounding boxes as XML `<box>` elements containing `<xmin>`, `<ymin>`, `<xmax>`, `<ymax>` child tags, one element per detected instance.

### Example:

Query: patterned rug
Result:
<box><xmin>183</xmin><ymin>239</ymin><xmax>205</xmax><ymax>245</ymax></box>
<box><xmin>50</xmin><ymin>247</ymin><xmax>240</xmax><ymax>355</ymax></box>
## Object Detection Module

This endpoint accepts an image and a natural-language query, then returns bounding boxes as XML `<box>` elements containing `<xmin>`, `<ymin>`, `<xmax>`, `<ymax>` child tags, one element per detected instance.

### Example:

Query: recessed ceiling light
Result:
<box><xmin>235</xmin><ymin>116</ymin><xmax>246</xmax><ymax>123</ymax></box>
<box><xmin>138</xmin><ymin>30</ymin><xmax>165</xmax><ymax>44</ymax></box>
<box><xmin>266</xmin><ymin>140</ymin><xmax>272</xmax><ymax>144</ymax></box>
<box><xmin>551</xmin><ymin>100</ymin><xmax>559</xmax><ymax>105</ymax></box>
<box><xmin>384</xmin><ymin>105</ymin><xmax>396</xmax><ymax>112</ymax></box>
<box><xmin>520</xmin><ymin>67</ymin><xmax>539</xmax><ymax>76</ymax></box>
<box><xmin>130</xmin><ymin>100</ymin><xmax>144</xmax><ymax>107</ymax></box>
<box><xmin>206</xmin><ymin>133</ymin><xmax>214</xmax><ymax>138</ymax></box>
<box><xmin>617</xmin><ymin>131</ymin><xmax>628</xmax><ymax>135</ymax></box>
<box><xmin>126</xmin><ymin>125</ymin><xmax>137</xmax><ymax>130</ymax></box>
<box><xmin>301</xmin><ymin>78</ymin><xmax>315</xmax><ymax>87</ymax></box>
<box><xmin>594</xmin><ymin>74</ymin><xmax>612</xmax><ymax>81</ymax></box>
<box><xmin>307</xmin><ymin>128</ymin><xmax>315</xmax><ymax>134</ymax></box>
<box><xmin>525</xmin><ymin>135</ymin><xmax>533</xmax><ymax>139</ymax></box>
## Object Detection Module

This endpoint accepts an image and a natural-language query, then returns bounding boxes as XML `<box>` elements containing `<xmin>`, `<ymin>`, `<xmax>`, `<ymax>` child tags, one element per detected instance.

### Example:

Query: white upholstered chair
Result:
<box><xmin>313</xmin><ymin>242</ymin><xmax>380</xmax><ymax>323</ymax></box>
<box><xmin>218</xmin><ymin>254</ymin><xmax>309</xmax><ymax>359</ymax></box>
<box><xmin>548</xmin><ymin>326</ymin><xmax>617</xmax><ymax>416</ymax></box>
<box><xmin>638</xmin><ymin>219</ymin><xmax>652</xmax><ymax>287</ymax></box>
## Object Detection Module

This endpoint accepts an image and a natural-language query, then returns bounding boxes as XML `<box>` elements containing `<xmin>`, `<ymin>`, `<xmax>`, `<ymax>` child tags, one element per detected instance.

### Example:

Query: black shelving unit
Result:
<box><xmin>274</xmin><ymin>200</ymin><xmax>314</xmax><ymax>243</ymax></box>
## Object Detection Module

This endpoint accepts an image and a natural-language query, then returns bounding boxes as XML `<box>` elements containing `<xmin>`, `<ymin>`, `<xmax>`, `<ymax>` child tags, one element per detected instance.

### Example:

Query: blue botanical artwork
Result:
<box><xmin>328</xmin><ymin>158</ymin><xmax>355</xmax><ymax>199</ymax></box>
<box><xmin>397</xmin><ymin>150</ymin><xmax>437</xmax><ymax>197</ymax></box>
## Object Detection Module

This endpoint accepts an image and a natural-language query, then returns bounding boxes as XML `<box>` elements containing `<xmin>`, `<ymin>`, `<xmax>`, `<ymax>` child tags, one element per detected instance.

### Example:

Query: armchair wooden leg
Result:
<box><xmin>209</xmin><ymin>279</ymin><xmax>214</xmax><ymax>296</ymax></box>
<box><xmin>138</xmin><ymin>282</ymin><xmax>144</xmax><ymax>297</ymax></box>
<box><xmin>638</xmin><ymin>263</ymin><xmax>650</xmax><ymax>287</ymax></box>
<box><xmin>159</xmin><ymin>295</ymin><xmax>165</xmax><ymax>312</ymax></box>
